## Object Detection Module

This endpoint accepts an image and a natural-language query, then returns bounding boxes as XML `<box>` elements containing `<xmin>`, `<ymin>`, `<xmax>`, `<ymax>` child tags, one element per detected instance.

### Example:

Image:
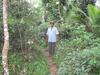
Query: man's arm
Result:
<box><xmin>45</xmin><ymin>28</ymin><xmax>48</xmax><ymax>44</ymax></box>
<box><xmin>56</xmin><ymin>27</ymin><xmax>59</xmax><ymax>42</ymax></box>
<box><xmin>45</xmin><ymin>35</ymin><xmax>48</xmax><ymax>44</ymax></box>
<box><xmin>56</xmin><ymin>34</ymin><xmax>59</xmax><ymax>42</ymax></box>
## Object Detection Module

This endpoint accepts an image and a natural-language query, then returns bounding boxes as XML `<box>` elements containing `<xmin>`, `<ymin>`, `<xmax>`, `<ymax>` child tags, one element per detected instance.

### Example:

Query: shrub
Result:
<box><xmin>57</xmin><ymin>46</ymin><xmax>100</xmax><ymax>75</ymax></box>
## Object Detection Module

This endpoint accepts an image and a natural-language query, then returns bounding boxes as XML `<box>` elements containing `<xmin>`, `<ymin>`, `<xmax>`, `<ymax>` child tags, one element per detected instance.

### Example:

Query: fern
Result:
<box><xmin>87</xmin><ymin>4</ymin><xmax>100</xmax><ymax>24</ymax></box>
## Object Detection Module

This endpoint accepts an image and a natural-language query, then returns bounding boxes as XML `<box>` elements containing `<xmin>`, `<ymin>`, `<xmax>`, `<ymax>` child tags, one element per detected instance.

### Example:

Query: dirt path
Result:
<box><xmin>44</xmin><ymin>49</ymin><xmax>58</xmax><ymax>75</ymax></box>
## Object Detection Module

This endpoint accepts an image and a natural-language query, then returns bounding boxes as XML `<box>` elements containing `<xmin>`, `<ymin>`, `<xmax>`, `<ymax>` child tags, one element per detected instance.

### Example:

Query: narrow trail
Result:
<box><xmin>44</xmin><ymin>49</ymin><xmax>58</xmax><ymax>75</ymax></box>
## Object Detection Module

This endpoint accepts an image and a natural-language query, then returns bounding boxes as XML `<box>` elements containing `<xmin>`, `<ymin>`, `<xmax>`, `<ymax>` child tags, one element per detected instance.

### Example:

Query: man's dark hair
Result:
<box><xmin>50</xmin><ymin>21</ymin><xmax>54</xmax><ymax>25</ymax></box>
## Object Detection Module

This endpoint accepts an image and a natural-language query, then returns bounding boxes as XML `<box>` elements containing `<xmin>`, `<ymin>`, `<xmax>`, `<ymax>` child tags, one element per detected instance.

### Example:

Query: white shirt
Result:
<box><xmin>46</xmin><ymin>26</ymin><xmax>59</xmax><ymax>42</ymax></box>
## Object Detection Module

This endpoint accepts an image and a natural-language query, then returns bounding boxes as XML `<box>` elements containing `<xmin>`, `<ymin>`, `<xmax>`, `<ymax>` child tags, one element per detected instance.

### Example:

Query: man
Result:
<box><xmin>46</xmin><ymin>21</ymin><xmax>59</xmax><ymax>57</ymax></box>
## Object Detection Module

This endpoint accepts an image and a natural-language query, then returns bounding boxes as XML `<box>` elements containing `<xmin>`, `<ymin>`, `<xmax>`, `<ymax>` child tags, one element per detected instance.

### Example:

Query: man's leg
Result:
<box><xmin>48</xmin><ymin>42</ymin><xmax>52</xmax><ymax>56</ymax></box>
<box><xmin>52</xmin><ymin>42</ymin><xmax>56</xmax><ymax>55</ymax></box>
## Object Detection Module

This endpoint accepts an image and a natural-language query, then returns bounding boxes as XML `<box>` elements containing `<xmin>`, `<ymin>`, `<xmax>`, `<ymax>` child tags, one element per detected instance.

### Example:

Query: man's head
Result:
<box><xmin>49</xmin><ymin>21</ymin><xmax>54</xmax><ymax>27</ymax></box>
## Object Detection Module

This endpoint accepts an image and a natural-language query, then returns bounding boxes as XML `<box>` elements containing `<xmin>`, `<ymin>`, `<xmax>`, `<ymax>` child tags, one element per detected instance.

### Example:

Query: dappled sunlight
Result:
<box><xmin>26</xmin><ymin>0</ymin><xmax>42</xmax><ymax>8</ymax></box>
<box><xmin>95</xmin><ymin>0</ymin><xmax>100</xmax><ymax>8</ymax></box>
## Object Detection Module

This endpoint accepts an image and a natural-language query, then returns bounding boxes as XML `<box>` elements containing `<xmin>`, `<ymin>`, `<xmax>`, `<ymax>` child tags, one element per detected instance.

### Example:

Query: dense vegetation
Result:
<box><xmin>0</xmin><ymin>0</ymin><xmax>100</xmax><ymax>75</ymax></box>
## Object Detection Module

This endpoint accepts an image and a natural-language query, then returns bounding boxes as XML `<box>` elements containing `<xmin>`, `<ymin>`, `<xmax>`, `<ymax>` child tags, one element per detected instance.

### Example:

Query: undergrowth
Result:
<box><xmin>54</xmin><ymin>25</ymin><xmax>100</xmax><ymax>75</ymax></box>
<box><xmin>0</xmin><ymin>50</ymin><xmax>49</xmax><ymax>75</ymax></box>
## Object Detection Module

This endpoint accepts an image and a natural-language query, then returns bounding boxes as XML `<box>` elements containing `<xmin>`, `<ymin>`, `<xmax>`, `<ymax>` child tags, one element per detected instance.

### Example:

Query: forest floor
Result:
<box><xmin>44</xmin><ymin>49</ymin><xmax>58</xmax><ymax>75</ymax></box>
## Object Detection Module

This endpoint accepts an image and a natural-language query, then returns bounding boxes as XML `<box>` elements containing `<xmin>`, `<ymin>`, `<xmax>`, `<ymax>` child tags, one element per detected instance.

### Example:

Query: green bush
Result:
<box><xmin>0</xmin><ymin>52</ymin><xmax>49</xmax><ymax>75</ymax></box>
<box><xmin>87</xmin><ymin>4</ymin><xmax>100</xmax><ymax>36</ymax></box>
<box><xmin>57</xmin><ymin>46</ymin><xmax>100</xmax><ymax>75</ymax></box>
<box><xmin>54</xmin><ymin>25</ymin><xmax>100</xmax><ymax>75</ymax></box>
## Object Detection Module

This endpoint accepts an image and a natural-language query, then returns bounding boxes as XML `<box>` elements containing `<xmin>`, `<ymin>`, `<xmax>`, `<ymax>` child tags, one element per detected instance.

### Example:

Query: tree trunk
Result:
<box><xmin>2</xmin><ymin>0</ymin><xmax>9</xmax><ymax>75</ymax></box>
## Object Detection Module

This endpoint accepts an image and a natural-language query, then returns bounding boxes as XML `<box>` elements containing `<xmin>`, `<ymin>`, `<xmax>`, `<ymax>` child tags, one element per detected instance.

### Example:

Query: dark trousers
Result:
<box><xmin>48</xmin><ymin>42</ymin><xmax>56</xmax><ymax>55</ymax></box>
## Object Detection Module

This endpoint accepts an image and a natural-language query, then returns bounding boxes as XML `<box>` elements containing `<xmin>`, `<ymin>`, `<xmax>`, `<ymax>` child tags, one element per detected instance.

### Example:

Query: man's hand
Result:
<box><xmin>45</xmin><ymin>35</ymin><xmax>48</xmax><ymax>44</ymax></box>
<box><xmin>56</xmin><ymin>34</ymin><xmax>59</xmax><ymax>43</ymax></box>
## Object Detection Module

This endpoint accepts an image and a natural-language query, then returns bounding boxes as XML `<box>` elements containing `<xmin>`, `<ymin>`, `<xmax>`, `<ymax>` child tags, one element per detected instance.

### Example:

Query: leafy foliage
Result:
<box><xmin>0</xmin><ymin>51</ymin><xmax>49</xmax><ymax>75</ymax></box>
<box><xmin>87</xmin><ymin>4</ymin><xmax>100</xmax><ymax>36</ymax></box>
<box><xmin>54</xmin><ymin>24</ymin><xmax>100</xmax><ymax>75</ymax></box>
<box><xmin>1</xmin><ymin>0</ymin><xmax>100</xmax><ymax>75</ymax></box>
<box><xmin>57</xmin><ymin>46</ymin><xmax>100</xmax><ymax>75</ymax></box>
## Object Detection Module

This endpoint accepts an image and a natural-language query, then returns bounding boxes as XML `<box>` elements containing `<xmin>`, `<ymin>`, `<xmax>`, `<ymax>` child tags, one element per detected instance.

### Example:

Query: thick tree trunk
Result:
<box><xmin>2</xmin><ymin>0</ymin><xmax>9</xmax><ymax>75</ymax></box>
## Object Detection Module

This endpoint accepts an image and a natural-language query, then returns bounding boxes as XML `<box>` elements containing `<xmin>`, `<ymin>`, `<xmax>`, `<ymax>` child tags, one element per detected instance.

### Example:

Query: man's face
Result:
<box><xmin>51</xmin><ymin>24</ymin><xmax>54</xmax><ymax>27</ymax></box>
<box><xmin>50</xmin><ymin>22</ymin><xmax>54</xmax><ymax>27</ymax></box>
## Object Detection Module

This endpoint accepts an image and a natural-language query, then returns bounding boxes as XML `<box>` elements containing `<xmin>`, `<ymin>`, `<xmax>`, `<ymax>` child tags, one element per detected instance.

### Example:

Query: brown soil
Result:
<box><xmin>44</xmin><ymin>49</ymin><xmax>58</xmax><ymax>75</ymax></box>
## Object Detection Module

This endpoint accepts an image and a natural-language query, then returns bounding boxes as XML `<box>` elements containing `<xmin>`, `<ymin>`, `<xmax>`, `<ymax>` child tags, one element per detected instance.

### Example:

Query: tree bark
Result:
<box><xmin>2</xmin><ymin>0</ymin><xmax>9</xmax><ymax>75</ymax></box>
